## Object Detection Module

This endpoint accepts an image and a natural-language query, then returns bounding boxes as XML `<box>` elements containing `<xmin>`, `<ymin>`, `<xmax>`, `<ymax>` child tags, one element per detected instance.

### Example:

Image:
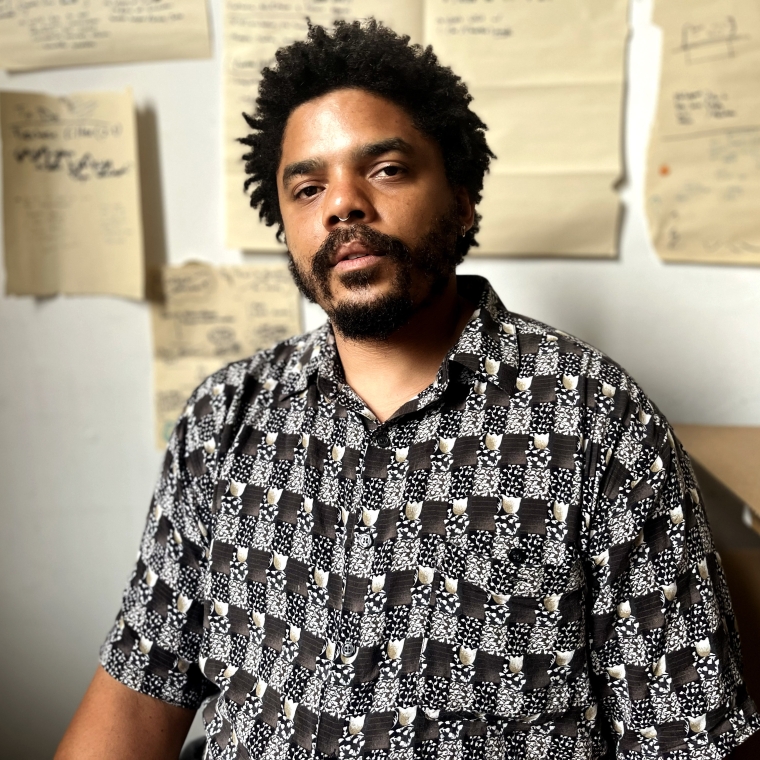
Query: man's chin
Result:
<box><xmin>322</xmin><ymin>290</ymin><xmax>391</xmax><ymax>322</ymax></box>
<box><xmin>330</xmin><ymin>280</ymin><xmax>387</xmax><ymax>300</ymax></box>
<box><xmin>326</xmin><ymin>268</ymin><xmax>395</xmax><ymax>304</ymax></box>
<box><xmin>326</xmin><ymin>289</ymin><xmax>415</xmax><ymax>341</ymax></box>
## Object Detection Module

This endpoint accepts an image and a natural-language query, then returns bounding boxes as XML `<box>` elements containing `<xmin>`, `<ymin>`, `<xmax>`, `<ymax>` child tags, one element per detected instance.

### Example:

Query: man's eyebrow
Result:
<box><xmin>281</xmin><ymin>157</ymin><xmax>326</xmax><ymax>188</ymax></box>
<box><xmin>351</xmin><ymin>137</ymin><xmax>413</xmax><ymax>161</ymax></box>
<box><xmin>281</xmin><ymin>138</ymin><xmax>414</xmax><ymax>189</ymax></box>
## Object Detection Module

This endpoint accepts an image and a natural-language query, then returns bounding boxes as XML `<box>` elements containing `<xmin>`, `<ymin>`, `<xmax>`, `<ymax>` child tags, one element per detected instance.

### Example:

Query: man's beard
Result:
<box><xmin>287</xmin><ymin>210</ymin><xmax>460</xmax><ymax>340</ymax></box>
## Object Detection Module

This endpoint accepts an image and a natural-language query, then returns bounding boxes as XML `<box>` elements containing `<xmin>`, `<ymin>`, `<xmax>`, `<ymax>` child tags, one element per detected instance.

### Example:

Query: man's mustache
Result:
<box><xmin>312</xmin><ymin>224</ymin><xmax>410</xmax><ymax>274</ymax></box>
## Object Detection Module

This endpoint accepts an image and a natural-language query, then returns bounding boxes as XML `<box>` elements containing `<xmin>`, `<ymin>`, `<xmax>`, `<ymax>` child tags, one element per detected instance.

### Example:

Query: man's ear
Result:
<box><xmin>455</xmin><ymin>186</ymin><xmax>475</xmax><ymax>231</ymax></box>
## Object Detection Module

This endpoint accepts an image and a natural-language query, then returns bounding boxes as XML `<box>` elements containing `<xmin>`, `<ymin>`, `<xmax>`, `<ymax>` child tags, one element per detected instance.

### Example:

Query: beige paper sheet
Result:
<box><xmin>477</xmin><ymin>172</ymin><xmax>620</xmax><ymax>257</ymax></box>
<box><xmin>647</xmin><ymin>0</ymin><xmax>760</xmax><ymax>265</ymax></box>
<box><xmin>1</xmin><ymin>89</ymin><xmax>144</xmax><ymax>299</ymax></box>
<box><xmin>0</xmin><ymin>0</ymin><xmax>211</xmax><ymax>71</ymax></box>
<box><xmin>151</xmin><ymin>261</ymin><xmax>302</xmax><ymax>447</ymax></box>
<box><xmin>426</xmin><ymin>0</ymin><xmax>628</xmax><ymax>87</ymax></box>
<box><xmin>224</xmin><ymin>0</ymin><xmax>423</xmax><ymax>251</ymax></box>
<box><xmin>674</xmin><ymin>425</ymin><xmax>760</xmax><ymax>521</ymax></box>
<box><xmin>427</xmin><ymin>0</ymin><xmax>628</xmax><ymax>257</ymax></box>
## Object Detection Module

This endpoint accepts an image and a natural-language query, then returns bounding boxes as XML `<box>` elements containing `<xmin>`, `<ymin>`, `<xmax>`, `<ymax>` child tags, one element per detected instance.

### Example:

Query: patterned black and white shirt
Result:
<box><xmin>102</xmin><ymin>275</ymin><xmax>759</xmax><ymax>760</ymax></box>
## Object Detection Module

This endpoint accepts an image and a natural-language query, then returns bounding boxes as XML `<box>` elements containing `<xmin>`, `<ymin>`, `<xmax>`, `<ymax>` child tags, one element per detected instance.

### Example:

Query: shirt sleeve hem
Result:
<box><xmin>99</xmin><ymin>644</ymin><xmax>207</xmax><ymax>712</ymax></box>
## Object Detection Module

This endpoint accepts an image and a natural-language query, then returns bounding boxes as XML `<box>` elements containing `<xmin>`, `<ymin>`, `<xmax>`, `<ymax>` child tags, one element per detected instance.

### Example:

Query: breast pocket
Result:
<box><xmin>436</xmin><ymin>495</ymin><xmax>531</xmax><ymax>596</ymax></box>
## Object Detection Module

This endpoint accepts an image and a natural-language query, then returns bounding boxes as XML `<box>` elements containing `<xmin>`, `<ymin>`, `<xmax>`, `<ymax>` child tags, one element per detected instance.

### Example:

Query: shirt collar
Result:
<box><xmin>447</xmin><ymin>274</ymin><xmax>519</xmax><ymax>387</ymax></box>
<box><xmin>277</xmin><ymin>275</ymin><xmax>519</xmax><ymax>410</ymax></box>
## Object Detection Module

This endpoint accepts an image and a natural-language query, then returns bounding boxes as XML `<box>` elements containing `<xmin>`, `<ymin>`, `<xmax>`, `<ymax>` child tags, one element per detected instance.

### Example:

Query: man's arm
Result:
<box><xmin>54</xmin><ymin>666</ymin><xmax>196</xmax><ymax>760</ymax></box>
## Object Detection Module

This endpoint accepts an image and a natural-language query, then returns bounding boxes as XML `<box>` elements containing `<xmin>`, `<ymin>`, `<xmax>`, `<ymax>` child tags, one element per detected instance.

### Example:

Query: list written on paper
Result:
<box><xmin>0</xmin><ymin>0</ymin><xmax>211</xmax><ymax>71</ymax></box>
<box><xmin>1</xmin><ymin>88</ymin><xmax>144</xmax><ymax>298</ymax></box>
<box><xmin>223</xmin><ymin>0</ymin><xmax>423</xmax><ymax>251</ymax></box>
<box><xmin>151</xmin><ymin>262</ymin><xmax>302</xmax><ymax>447</ymax></box>
<box><xmin>647</xmin><ymin>0</ymin><xmax>760</xmax><ymax>265</ymax></box>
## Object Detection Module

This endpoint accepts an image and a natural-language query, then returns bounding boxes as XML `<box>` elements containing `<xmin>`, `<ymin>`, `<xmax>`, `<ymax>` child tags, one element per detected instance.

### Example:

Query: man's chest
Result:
<box><xmin>196</xmin><ymin>381</ymin><xmax>589</xmax><ymax>727</ymax></box>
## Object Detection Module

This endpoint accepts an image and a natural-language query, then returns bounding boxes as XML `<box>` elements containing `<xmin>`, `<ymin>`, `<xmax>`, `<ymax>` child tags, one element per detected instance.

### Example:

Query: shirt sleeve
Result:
<box><xmin>581</xmin><ymin>374</ymin><xmax>759</xmax><ymax>758</ymax></box>
<box><xmin>99</xmin><ymin>374</ymin><xmax>225</xmax><ymax>709</ymax></box>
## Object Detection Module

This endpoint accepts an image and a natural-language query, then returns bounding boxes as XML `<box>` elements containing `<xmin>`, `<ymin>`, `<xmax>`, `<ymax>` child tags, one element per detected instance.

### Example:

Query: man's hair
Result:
<box><xmin>239</xmin><ymin>19</ymin><xmax>494</xmax><ymax>262</ymax></box>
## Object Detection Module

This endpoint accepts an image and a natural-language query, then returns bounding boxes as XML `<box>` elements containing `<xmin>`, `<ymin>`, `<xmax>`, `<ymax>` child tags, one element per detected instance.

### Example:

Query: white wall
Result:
<box><xmin>1</xmin><ymin>0</ymin><xmax>758</xmax><ymax>756</ymax></box>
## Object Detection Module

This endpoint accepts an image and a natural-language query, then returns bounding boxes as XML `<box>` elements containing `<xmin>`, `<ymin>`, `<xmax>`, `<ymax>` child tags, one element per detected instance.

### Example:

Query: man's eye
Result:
<box><xmin>297</xmin><ymin>185</ymin><xmax>320</xmax><ymax>198</ymax></box>
<box><xmin>379</xmin><ymin>165</ymin><xmax>403</xmax><ymax>177</ymax></box>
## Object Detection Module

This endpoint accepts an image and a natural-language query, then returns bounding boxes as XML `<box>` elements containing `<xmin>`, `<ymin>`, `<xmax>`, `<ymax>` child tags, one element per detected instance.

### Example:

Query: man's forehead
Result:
<box><xmin>279</xmin><ymin>89</ymin><xmax>423</xmax><ymax>168</ymax></box>
<box><xmin>286</xmin><ymin>87</ymin><xmax>410</xmax><ymax>127</ymax></box>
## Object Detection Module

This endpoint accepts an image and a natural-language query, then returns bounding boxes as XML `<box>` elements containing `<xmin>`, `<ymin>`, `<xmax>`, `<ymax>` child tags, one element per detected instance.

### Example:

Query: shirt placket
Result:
<box><xmin>312</xmin><ymin>365</ymin><xmax>457</xmax><ymax>757</ymax></box>
<box><xmin>324</xmin><ymin>389</ymin><xmax>399</xmax><ymax>759</ymax></box>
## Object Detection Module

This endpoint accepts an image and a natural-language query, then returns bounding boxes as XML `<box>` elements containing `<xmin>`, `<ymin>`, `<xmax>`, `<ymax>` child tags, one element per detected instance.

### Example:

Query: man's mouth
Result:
<box><xmin>333</xmin><ymin>241</ymin><xmax>384</xmax><ymax>271</ymax></box>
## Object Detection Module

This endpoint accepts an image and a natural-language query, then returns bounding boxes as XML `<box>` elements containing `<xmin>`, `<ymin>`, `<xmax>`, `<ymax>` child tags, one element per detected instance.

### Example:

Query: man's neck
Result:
<box><xmin>333</xmin><ymin>277</ymin><xmax>474</xmax><ymax>424</ymax></box>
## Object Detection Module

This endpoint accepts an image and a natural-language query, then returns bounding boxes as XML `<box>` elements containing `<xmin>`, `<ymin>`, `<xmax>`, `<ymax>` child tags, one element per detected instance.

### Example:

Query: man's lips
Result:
<box><xmin>332</xmin><ymin>241</ymin><xmax>384</xmax><ymax>271</ymax></box>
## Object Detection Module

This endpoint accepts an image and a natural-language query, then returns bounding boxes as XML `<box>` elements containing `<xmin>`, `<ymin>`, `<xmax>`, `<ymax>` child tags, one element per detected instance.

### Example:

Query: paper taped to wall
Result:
<box><xmin>647</xmin><ymin>0</ymin><xmax>760</xmax><ymax>265</ymax></box>
<box><xmin>0</xmin><ymin>0</ymin><xmax>211</xmax><ymax>71</ymax></box>
<box><xmin>223</xmin><ymin>0</ymin><xmax>423</xmax><ymax>251</ymax></box>
<box><xmin>427</xmin><ymin>0</ymin><xmax>628</xmax><ymax>257</ymax></box>
<box><xmin>151</xmin><ymin>261</ymin><xmax>302</xmax><ymax>447</ymax></box>
<box><xmin>1</xmin><ymin>88</ymin><xmax>144</xmax><ymax>299</ymax></box>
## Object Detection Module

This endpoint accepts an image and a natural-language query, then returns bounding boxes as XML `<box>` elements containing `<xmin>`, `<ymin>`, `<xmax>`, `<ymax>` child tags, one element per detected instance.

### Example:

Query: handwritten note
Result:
<box><xmin>0</xmin><ymin>0</ymin><xmax>211</xmax><ymax>71</ymax></box>
<box><xmin>151</xmin><ymin>262</ymin><xmax>302</xmax><ymax>446</ymax></box>
<box><xmin>647</xmin><ymin>0</ymin><xmax>760</xmax><ymax>265</ymax></box>
<box><xmin>223</xmin><ymin>0</ymin><xmax>423</xmax><ymax>251</ymax></box>
<box><xmin>427</xmin><ymin>0</ymin><xmax>628</xmax><ymax>257</ymax></box>
<box><xmin>1</xmin><ymin>88</ymin><xmax>144</xmax><ymax>298</ymax></box>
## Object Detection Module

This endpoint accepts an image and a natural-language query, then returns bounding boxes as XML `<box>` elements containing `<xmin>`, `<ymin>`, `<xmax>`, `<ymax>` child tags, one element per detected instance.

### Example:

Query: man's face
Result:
<box><xmin>277</xmin><ymin>88</ymin><xmax>471</xmax><ymax>339</ymax></box>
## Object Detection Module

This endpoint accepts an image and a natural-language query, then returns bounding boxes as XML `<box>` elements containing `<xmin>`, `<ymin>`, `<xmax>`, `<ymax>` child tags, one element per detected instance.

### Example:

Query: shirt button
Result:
<box><xmin>509</xmin><ymin>547</ymin><xmax>527</xmax><ymax>566</ymax></box>
<box><xmin>356</xmin><ymin>534</ymin><xmax>372</xmax><ymax>549</ymax></box>
<box><xmin>374</xmin><ymin>431</ymin><xmax>390</xmax><ymax>448</ymax></box>
<box><xmin>341</xmin><ymin>642</ymin><xmax>356</xmax><ymax>658</ymax></box>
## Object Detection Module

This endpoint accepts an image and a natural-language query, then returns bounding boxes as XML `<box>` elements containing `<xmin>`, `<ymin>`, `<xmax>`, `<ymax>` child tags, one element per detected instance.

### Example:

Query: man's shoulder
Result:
<box><xmin>477</xmin><ymin>279</ymin><xmax>606</xmax><ymax>371</ymax></box>
<box><xmin>505</xmin><ymin>310</ymin><xmax>656</xmax><ymax>416</ymax></box>
<box><xmin>172</xmin><ymin>325</ymin><xmax>326</xmax><ymax>442</ymax></box>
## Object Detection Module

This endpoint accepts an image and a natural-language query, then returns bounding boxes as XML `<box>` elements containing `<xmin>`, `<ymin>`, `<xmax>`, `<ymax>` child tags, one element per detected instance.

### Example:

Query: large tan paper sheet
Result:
<box><xmin>1</xmin><ymin>89</ymin><xmax>144</xmax><ymax>299</ymax></box>
<box><xmin>223</xmin><ymin>0</ymin><xmax>423</xmax><ymax>251</ymax></box>
<box><xmin>647</xmin><ymin>1</ymin><xmax>760</xmax><ymax>265</ymax></box>
<box><xmin>0</xmin><ymin>0</ymin><xmax>211</xmax><ymax>71</ymax></box>
<box><xmin>427</xmin><ymin>0</ymin><xmax>628</xmax><ymax>257</ymax></box>
<box><xmin>151</xmin><ymin>262</ymin><xmax>302</xmax><ymax>447</ymax></box>
<box><xmin>471</xmin><ymin>84</ymin><xmax>623</xmax><ymax>172</ymax></box>
<box><xmin>427</xmin><ymin>0</ymin><xmax>628</xmax><ymax>86</ymax></box>
<box><xmin>674</xmin><ymin>425</ymin><xmax>760</xmax><ymax>525</ymax></box>
<box><xmin>477</xmin><ymin>172</ymin><xmax>620</xmax><ymax>257</ymax></box>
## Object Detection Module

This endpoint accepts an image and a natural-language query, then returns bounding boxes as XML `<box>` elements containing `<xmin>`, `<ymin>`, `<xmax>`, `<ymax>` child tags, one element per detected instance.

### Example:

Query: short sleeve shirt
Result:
<box><xmin>101</xmin><ymin>275</ymin><xmax>759</xmax><ymax>759</ymax></box>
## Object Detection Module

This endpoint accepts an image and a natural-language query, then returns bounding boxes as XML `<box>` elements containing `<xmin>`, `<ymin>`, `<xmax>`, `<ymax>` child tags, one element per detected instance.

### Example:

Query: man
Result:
<box><xmin>57</xmin><ymin>20</ymin><xmax>758</xmax><ymax>760</ymax></box>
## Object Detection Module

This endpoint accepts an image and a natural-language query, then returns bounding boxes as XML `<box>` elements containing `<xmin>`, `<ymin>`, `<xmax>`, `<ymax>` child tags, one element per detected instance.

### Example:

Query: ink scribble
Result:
<box><xmin>13</xmin><ymin>146</ymin><xmax>129</xmax><ymax>180</ymax></box>
<box><xmin>677</xmin><ymin>16</ymin><xmax>749</xmax><ymax>65</ymax></box>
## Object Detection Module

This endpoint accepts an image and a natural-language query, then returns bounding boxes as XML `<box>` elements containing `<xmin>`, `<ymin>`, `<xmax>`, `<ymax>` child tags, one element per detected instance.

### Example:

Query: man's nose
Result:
<box><xmin>322</xmin><ymin>175</ymin><xmax>376</xmax><ymax>230</ymax></box>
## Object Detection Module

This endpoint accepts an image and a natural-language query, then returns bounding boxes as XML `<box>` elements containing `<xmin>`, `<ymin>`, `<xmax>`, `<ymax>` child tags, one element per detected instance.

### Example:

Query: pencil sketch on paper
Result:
<box><xmin>647</xmin><ymin>0</ymin><xmax>760</xmax><ymax>265</ymax></box>
<box><xmin>650</xmin><ymin>129</ymin><xmax>760</xmax><ymax>257</ymax></box>
<box><xmin>676</xmin><ymin>16</ymin><xmax>749</xmax><ymax>65</ymax></box>
<box><xmin>151</xmin><ymin>262</ymin><xmax>302</xmax><ymax>447</ymax></box>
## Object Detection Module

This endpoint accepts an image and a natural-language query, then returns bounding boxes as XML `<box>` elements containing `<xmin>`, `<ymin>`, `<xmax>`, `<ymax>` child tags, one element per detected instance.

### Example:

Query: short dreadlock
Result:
<box><xmin>239</xmin><ymin>19</ymin><xmax>494</xmax><ymax>262</ymax></box>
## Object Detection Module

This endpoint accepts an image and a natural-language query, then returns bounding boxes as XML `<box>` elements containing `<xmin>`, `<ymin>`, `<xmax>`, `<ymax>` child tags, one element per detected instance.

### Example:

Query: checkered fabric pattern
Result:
<box><xmin>101</xmin><ymin>275</ymin><xmax>759</xmax><ymax>759</ymax></box>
